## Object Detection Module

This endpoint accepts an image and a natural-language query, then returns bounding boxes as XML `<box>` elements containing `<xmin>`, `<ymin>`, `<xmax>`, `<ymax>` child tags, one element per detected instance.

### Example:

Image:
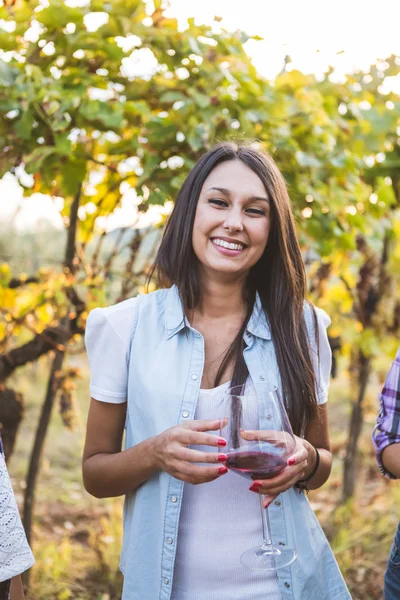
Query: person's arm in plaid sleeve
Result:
<box><xmin>373</xmin><ymin>348</ymin><xmax>400</xmax><ymax>478</ymax></box>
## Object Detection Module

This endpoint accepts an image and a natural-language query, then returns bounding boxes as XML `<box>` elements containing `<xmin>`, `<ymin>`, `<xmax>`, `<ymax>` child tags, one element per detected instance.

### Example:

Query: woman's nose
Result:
<box><xmin>223</xmin><ymin>210</ymin><xmax>244</xmax><ymax>232</ymax></box>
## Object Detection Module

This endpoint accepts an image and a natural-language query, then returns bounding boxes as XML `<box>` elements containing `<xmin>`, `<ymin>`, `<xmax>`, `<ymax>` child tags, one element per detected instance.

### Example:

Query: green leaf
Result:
<box><xmin>159</xmin><ymin>91</ymin><xmax>187</xmax><ymax>103</ymax></box>
<box><xmin>15</xmin><ymin>110</ymin><xmax>34</xmax><ymax>141</ymax></box>
<box><xmin>61</xmin><ymin>159</ymin><xmax>87</xmax><ymax>196</ymax></box>
<box><xmin>38</xmin><ymin>0</ymin><xmax>83</xmax><ymax>29</ymax></box>
<box><xmin>24</xmin><ymin>147</ymin><xmax>56</xmax><ymax>172</ymax></box>
<box><xmin>55</xmin><ymin>134</ymin><xmax>72</xmax><ymax>156</ymax></box>
<box><xmin>79</xmin><ymin>100</ymin><xmax>124</xmax><ymax>129</ymax></box>
<box><xmin>149</xmin><ymin>188</ymin><xmax>166</xmax><ymax>205</ymax></box>
<box><xmin>188</xmin><ymin>89</ymin><xmax>210</xmax><ymax>109</ymax></box>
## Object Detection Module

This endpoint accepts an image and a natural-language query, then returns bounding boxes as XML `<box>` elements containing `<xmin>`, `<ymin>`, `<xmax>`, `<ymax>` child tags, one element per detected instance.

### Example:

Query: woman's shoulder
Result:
<box><xmin>303</xmin><ymin>301</ymin><xmax>331</xmax><ymax>330</ymax></box>
<box><xmin>87</xmin><ymin>288</ymin><xmax>170</xmax><ymax>337</ymax></box>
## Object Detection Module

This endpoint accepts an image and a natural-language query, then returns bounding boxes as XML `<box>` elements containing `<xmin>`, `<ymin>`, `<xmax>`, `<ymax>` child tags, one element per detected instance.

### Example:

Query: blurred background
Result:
<box><xmin>1</xmin><ymin>0</ymin><xmax>400</xmax><ymax>598</ymax></box>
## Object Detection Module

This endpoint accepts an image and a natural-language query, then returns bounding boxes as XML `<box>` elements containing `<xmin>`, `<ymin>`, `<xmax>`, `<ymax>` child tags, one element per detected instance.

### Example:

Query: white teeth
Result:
<box><xmin>212</xmin><ymin>238</ymin><xmax>245</xmax><ymax>251</ymax></box>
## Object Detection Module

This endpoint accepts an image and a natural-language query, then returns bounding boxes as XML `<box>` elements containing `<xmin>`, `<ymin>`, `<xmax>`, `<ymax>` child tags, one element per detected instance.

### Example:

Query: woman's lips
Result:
<box><xmin>210</xmin><ymin>238</ymin><xmax>246</xmax><ymax>257</ymax></box>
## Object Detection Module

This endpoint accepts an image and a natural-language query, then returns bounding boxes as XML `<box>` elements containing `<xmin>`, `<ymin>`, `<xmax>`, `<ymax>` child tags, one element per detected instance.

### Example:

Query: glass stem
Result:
<box><xmin>259</xmin><ymin>494</ymin><xmax>273</xmax><ymax>550</ymax></box>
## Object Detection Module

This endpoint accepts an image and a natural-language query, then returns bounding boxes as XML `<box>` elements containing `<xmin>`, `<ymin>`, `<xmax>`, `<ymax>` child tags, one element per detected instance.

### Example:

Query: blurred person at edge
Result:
<box><xmin>0</xmin><ymin>435</ymin><xmax>34</xmax><ymax>600</ymax></box>
<box><xmin>373</xmin><ymin>350</ymin><xmax>400</xmax><ymax>600</ymax></box>
<box><xmin>82</xmin><ymin>141</ymin><xmax>351</xmax><ymax>600</ymax></box>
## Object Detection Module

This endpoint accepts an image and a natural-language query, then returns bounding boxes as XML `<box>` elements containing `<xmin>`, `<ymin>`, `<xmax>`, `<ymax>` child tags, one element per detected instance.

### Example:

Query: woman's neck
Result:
<box><xmin>194</xmin><ymin>275</ymin><xmax>247</xmax><ymax>321</ymax></box>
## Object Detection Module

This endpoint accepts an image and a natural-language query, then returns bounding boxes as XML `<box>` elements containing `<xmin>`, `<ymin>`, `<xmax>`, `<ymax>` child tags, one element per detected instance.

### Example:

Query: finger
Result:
<box><xmin>240</xmin><ymin>429</ymin><xmax>274</xmax><ymax>442</ymax></box>
<box><xmin>240</xmin><ymin>430</ymin><xmax>293</xmax><ymax>444</ymax></box>
<box><xmin>249</xmin><ymin>465</ymin><xmax>306</xmax><ymax>492</ymax></box>
<box><xmin>176</xmin><ymin>429</ymin><xmax>227</xmax><ymax>448</ymax></box>
<box><xmin>251</xmin><ymin>473</ymin><xmax>303</xmax><ymax>496</ymax></box>
<box><xmin>287</xmin><ymin>449</ymin><xmax>308</xmax><ymax>466</ymax></box>
<box><xmin>263</xmin><ymin>477</ymin><xmax>301</xmax><ymax>496</ymax></box>
<box><xmin>180</xmin><ymin>447</ymin><xmax>228</xmax><ymax>464</ymax></box>
<box><xmin>177</xmin><ymin>462</ymin><xmax>228</xmax><ymax>484</ymax></box>
<box><xmin>255</xmin><ymin>462</ymin><xmax>307</xmax><ymax>486</ymax></box>
<box><xmin>263</xmin><ymin>495</ymin><xmax>277</xmax><ymax>508</ymax></box>
<box><xmin>183</xmin><ymin>418</ymin><xmax>228</xmax><ymax>432</ymax></box>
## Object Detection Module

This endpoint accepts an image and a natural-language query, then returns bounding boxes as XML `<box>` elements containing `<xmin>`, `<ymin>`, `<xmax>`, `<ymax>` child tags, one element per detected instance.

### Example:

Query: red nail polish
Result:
<box><xmin>288</xmin><ymin>458</ymin><xmax>296</xmax><ymax>466</ymax></box>
<box><xmin>249</xmin><ymin>482</ymin><xmax>263</xmax><ymax>491</ymax></box>
<box><xmin>217</xmin><ymin>439</ymin><xmax>227</xmax><ymax>446</ymax></box>
<box><xmin>217</xmin><ymin>454</ymin><xmax>228</xmax><ymax>462</ymax></box>
<box><xmin>218</xmin><ymin>466</ymin><xmax>228</xmax><ymax>475</ymax></box>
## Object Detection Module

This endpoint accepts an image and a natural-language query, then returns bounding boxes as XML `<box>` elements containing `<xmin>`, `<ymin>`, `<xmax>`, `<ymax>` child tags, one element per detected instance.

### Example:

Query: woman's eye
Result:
<box><xmin>246</xmin><ymin>208</ymin><xmax>265</xmax><ymax>216</ymax></box>
<box><xmin>208</xmin><ymin>198</ymin><xmax>228</xmax><ymax>207</ymax></box>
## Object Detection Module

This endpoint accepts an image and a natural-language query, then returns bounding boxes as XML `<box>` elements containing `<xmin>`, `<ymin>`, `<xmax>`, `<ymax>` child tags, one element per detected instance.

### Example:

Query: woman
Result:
<box><xmin>0</xmin><ymin>435</ymin><xmax>34</xmax><ymax>600</ymax></box>
<box><xmin>83</xmin><ymin>142</ymin><xmax>351</xmax><ymax>599</ymax></box>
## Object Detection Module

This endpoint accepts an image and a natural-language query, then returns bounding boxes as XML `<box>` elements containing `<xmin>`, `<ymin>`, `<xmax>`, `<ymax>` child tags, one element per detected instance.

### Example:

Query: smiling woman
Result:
<box><xmin>82</xmin><ymin>141</ymin><xmax>351</xmax><ymax>600</ymax></box>
<box><xmin>192</xmin><ymin>162</ymin><xmax>270</xmax><ymax>273</ymax></box>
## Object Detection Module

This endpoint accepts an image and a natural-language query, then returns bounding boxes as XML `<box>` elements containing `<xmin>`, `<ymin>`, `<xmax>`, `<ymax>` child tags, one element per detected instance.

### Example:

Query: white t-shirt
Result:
<box><xmin>171</xmin><ymin>381</ymin><xmax>283</xmax><ymax>600</ymax></box>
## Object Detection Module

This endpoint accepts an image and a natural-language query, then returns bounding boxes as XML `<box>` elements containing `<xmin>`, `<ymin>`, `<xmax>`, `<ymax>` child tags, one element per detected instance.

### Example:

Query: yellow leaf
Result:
<box><xmin>0</xmin><ymin>288</ymin><xmax>16</xmax><ymax>310</ymax></box>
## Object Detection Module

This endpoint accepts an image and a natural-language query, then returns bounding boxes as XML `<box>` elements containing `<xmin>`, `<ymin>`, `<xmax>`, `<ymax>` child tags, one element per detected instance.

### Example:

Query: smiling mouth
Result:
<box><xmin>211</xmin><ymin>238</ymin><xmax>248</xmax><ymax>251</ymax></box>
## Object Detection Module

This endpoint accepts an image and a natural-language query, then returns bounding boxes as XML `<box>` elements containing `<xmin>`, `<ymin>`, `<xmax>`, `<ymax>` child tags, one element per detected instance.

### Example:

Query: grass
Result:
<box><xmin>6</xmin><ymin>356</ymin><xmax>395</xmax><ymax>599</ymax></box>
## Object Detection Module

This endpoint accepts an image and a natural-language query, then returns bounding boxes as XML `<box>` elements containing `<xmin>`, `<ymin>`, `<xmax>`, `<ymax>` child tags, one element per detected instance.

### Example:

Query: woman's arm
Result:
<box><xmin>82</xmin><ymin>399</ymin><xmax>158</xmax><ymax>498</ymax></box>
<box><xmin>82</xmin><ymin>399</ymin><xmax>228</xmax><ymax>498</ymax></box>
<box><xmin>372</xmin><ymin>349</ymin><xmax>400</xmax><ymax>478</ymax></box>
<box><xmin>381</xmin><ymin>444</ymin><xmax>400</xmax><ymax>478</ymax></box>
<box><xmin>10</xmin><ymin>576</ymin><xmax>24</xmax><ymax>600</ymax></box>
<box><xmin>302</xmin><ymin>403</ymin><xmax>332</xmax><ymax>490</ymax></box>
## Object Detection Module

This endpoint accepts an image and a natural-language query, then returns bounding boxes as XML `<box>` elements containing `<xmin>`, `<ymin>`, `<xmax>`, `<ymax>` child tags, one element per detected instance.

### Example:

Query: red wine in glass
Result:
<box><xmin>225</xmin><ymin>448</ymin><xmax>287</xmax><ymax>481</ymax></box>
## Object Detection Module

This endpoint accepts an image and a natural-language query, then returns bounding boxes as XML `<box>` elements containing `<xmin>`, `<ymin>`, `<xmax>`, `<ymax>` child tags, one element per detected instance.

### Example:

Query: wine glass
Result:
<box><xmin>219</xmin><ymin>381</ymin><xmax>297</xmax><ymax>570</ymax></box>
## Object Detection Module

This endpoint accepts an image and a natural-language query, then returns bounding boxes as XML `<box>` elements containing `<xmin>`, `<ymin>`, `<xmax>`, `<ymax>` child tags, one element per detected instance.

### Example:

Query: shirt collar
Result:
<box><xmin>164</xmin><ymin>285</ymin><xmax>271</xmax><ymax>341</ymax></box>
<box><xmin>246</xmin><ymin>293</ymin><xmax>271</xmax><ymax>340</ymax></box>
<box><xmin>165</xmin><ymin>285</ymin><xmax>187</xmax><ymax>338</ymax></box>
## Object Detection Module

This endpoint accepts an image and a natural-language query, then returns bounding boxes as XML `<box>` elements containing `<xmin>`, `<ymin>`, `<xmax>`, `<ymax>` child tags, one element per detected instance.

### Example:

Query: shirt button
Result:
<box><xmin>164</xmin><ymin>577</ymin><xmax>169</xmax><ymax>585</ymax></box>
<box><xmin>285</xmin><ymin>582</ymin><xmax>291</xmax><ymax>589</ymax></box>
<box><xmin>191</xmin><ymin>374</ymin><xmax>198</xmax><ymax>381</ymax></box>
<box><xmin>260</xmin><ymin>375</ymin><xmax>265</xmax><ymax>381</ymax></box>
<box><xmin>182</xmin><ymin>411</ymin><xmax>189</xmax><ymax>418</ymax></box>
<box><xmin>171</xmin><ymin>496</ymin><xmax>178</xmax><ymax>503</ymax></box>
<box><xmin>167</xmin><ymin>537</ymin><xmax>173</xmax><ymax>544</ymax></box>
<box><xmin>274</xmin><ymin>500</ymin><xmax>281</xmax><ymax>506</ymax></box>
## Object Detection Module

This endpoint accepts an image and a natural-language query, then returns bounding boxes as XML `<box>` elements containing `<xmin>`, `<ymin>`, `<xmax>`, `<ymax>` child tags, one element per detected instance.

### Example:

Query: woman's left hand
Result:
<box><xmin>240</xmin><ymin>433</ymin><xmax>310</xmax><ymax>508</ymax></box>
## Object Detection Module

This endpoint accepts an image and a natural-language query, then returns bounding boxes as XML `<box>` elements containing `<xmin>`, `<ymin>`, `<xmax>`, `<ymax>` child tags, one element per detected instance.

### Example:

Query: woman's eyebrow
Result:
<box><xmin>207</xmin><ymin>186</ymin><xmax>269</xmax><ymax>203</ymax></box>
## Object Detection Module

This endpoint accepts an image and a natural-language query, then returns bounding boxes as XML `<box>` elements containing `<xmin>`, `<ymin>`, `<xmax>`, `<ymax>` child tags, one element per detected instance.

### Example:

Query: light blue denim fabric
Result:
<box><xmin>100</xmin><ymin>286</ymin><xmax>351</xmax><ymax>600</ymax></box>
<box><xmin>385</xmin><ymin>523</ymin><xmax>400</xmax><ymax>600</ymax></box>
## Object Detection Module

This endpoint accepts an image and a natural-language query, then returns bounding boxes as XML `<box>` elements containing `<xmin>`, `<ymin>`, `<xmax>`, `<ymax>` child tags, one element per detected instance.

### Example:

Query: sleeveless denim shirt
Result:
<box><xmin>87</xmin><ymin>286</ymin><xmax>351</xmax><ymax>600</ymax></box>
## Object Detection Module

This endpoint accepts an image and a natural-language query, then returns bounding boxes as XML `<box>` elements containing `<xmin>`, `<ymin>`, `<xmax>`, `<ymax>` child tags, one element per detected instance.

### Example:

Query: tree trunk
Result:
<box><xmin>0</xmin><ymin>388</ymin><xmax>24</xmax><ymax>459</ymax></box>
<box><xmin>22</xmin><ymin>185</ymin><xmax>81</xmax><ymax>587</ymax></box>
<box><xmin>342</xmin><ymin>350</ymin><xmax>371</xmax><ymax>502</ymax></box>
<box><xmin>22</xmin><ymin>346</ymin><xmax>65</xmax><ymax>586</ymax></box>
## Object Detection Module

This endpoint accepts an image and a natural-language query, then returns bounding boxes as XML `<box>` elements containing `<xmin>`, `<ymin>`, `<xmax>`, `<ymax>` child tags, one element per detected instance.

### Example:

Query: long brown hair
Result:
<box><xmin>153</xmin><ymin>141</ymin><xmax>318</xmax><ymax>436</ymax></box>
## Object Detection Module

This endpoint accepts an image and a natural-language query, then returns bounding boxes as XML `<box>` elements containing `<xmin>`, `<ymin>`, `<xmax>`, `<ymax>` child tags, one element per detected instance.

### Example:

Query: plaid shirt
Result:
<box><xmin>373</xmin><ymin>348</ymin><xmax>400</xmax><ymax>479</ymax></box>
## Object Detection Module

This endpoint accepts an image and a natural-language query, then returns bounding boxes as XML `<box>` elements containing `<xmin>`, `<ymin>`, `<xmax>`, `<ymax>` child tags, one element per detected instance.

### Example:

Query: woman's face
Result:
<box><xmin>192</xmin><ymin>159</ymin><xmax>271</xmax><ymax>279</ymax></box>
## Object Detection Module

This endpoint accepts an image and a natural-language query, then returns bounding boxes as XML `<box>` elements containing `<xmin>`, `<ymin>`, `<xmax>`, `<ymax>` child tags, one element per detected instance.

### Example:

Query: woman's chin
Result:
<box><xmin>201</xmin><ymin>261</ymin><xmax>249</xmax><ymax>278</ymax></box>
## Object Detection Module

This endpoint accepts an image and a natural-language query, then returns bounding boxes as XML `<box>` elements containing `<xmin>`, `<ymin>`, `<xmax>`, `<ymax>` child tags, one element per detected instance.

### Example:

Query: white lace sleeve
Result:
<box><xmin>0</xmin><ymin>445</ymin><xmax>35</xmax><ymax>582</ymax></box>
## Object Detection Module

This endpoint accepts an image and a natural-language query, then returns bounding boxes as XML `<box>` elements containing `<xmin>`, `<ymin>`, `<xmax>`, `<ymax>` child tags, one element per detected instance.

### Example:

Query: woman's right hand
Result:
<box><xmin>152</xmin><ymin>419</ymin><xmax>228</xmax><ymax>484</ymax></box>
